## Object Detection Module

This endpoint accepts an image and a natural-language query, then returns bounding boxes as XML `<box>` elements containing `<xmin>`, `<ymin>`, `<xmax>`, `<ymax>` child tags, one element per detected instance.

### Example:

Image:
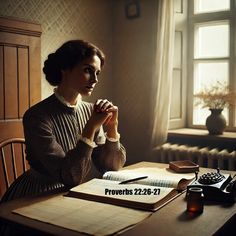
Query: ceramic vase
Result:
<box><xmin>205</xmin><ymin>109</ymin><xmax>226</xmax><ymax>135</ymax></box>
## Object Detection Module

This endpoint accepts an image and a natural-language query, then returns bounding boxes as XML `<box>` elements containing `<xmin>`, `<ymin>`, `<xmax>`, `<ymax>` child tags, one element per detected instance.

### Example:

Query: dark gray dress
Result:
<box><xmin>1</xmin><ymin>94</ymin><xmax>126</xmax><ymax>202</ymax></box>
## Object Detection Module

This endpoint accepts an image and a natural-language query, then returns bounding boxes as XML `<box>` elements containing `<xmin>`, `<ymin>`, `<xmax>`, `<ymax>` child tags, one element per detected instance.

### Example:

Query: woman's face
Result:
<box><xmin>62</xmin><ymin>55</ymin><xmax>102</xmax><ymax>96</ymax></box>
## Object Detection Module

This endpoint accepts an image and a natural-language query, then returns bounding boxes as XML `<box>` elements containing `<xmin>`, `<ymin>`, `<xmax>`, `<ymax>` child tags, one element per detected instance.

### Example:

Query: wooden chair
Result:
<box><xmin>0</xmin><ymin>138</ymin><xmax>29</xmax><ymax>198</ymax></box>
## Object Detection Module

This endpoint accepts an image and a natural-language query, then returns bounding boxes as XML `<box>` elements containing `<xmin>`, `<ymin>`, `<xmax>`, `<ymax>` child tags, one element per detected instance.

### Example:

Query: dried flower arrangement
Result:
<box><xmin>194</xmin><ymin>81</ymin><xmax>236</xmax><ymax>109</ymax></box>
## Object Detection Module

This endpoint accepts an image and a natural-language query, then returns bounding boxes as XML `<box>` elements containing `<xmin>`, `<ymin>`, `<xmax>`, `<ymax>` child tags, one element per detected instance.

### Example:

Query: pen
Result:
<box><xmin>119</xmin><ymin>176</ymin><xmax>148</xmax><ymax>185</ymax></box>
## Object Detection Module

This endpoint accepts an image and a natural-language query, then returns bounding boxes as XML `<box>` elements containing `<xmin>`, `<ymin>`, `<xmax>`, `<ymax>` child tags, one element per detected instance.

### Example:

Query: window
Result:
<box><xmin>187</xmin><ymin>0</ymin><xmax>236</xmax><ymax>131</ymax></box>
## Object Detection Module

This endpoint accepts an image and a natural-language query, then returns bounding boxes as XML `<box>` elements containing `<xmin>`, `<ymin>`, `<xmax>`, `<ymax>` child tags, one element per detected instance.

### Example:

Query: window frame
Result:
<box><xmin>187</xmin><ymin>0</ymin><xmax>236</xmax><ymax>131</ymax></box>
<box><xmin>169</xmin><ymin>0</ymin><xmax>188</xmax><ymax>129</ymax></box>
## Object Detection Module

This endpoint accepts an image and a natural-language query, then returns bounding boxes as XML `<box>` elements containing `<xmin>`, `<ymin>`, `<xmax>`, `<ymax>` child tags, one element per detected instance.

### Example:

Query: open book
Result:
<box><xmin>66</xmin><ymin>167</ymin><xmax>194</xmax><ymax>211</ymax></box>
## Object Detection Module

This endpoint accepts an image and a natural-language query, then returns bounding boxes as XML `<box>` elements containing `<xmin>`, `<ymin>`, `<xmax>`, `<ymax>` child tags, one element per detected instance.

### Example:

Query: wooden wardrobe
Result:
<box><xmin>0</xmin><ymin>17</ymin><xmax>41</xmax><ymax>197</ymax></box>
<box><xmin>0</xmin><ymin>16</ymin><xmax>42</xmax><ymax>141</ymax></box>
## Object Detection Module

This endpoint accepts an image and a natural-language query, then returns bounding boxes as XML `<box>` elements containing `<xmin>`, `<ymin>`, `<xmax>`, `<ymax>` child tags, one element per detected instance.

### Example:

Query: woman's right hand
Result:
<box><xmin>82</xmin><ymin>99</ymin><xmax>113</xmax><ymax>141</ymax></box>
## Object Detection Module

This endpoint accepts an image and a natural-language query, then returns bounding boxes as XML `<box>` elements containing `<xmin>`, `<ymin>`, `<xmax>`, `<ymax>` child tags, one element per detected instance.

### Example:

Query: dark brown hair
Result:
<box><xmin>43</xmin><ymin>40</ymin><xmax>105</xmax><ymax>86</ymax></box>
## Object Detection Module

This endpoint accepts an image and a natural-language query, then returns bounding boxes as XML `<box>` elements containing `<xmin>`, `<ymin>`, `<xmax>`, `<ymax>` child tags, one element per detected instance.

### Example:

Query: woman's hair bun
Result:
<box><xmin>43</xmin><ymin>40</ymin><xmax>105</xmax><ymax>87</ymax></box>
<box><xmin>43</xmin><ymin>53</ymin><xmax>62</xmax><ymax>86</ymax></box>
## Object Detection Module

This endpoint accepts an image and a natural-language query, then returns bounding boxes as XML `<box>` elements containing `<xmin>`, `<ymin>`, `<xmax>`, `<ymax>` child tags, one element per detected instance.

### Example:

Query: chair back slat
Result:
<box><xmin>1</xmin><ymin>148</ymin><xmax>10</xmax><ymax>188</ymax></box>
<box><xmin>0</xmin><ymin>138</ymin><xmax>27</xmax><ymax>199</ymax></box>
<box><xmin>11</xmin><ymin>143</ymin><xmax>17</xmax><ymax>180</ymax></box>
<box><xmin>21</xmin><ymin>143</ymin><xmax>27</xmax><ymax>172</ymax></box>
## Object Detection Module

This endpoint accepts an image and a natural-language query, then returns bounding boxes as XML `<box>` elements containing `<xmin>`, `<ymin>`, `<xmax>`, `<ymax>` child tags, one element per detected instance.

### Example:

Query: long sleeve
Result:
<box><xmin>92</xmin><ymin>128</ymin><xmax>126</xmax><ymax>173</ymax></box>
<box><xmin>23</xmin><ymin>110</ymin><xmax>93</xmax><ymax>187</ymax></box>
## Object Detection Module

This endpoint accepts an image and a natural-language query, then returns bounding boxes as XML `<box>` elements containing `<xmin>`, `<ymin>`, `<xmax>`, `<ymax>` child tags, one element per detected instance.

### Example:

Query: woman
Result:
<box><xmin>1</xmin><ymin>39</ymin><xmax>126</xmax><ymax>202</ymax></box>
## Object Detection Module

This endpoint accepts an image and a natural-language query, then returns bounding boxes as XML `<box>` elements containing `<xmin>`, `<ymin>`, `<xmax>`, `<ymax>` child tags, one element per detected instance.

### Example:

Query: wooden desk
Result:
<box><xmin>0</xmin><ymin>162</ymin><xmax>235</xmax><ymax>236</ymax></box>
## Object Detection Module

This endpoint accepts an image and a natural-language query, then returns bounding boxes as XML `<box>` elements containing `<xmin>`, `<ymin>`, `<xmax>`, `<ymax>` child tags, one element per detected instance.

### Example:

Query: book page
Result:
<box><xmin>69</xmin><ymin>178</ymin><xmax>174</xmax><ymax>205</ymax></box>
<box><xmin>13</xmin><ymin>195</ymin><xmax>151</xmax><ymax>236</ymax></box>
<box><xmin>103</xmin><ymin>167</ymin><xmax>194</xmax><ymax>189</ymax></box>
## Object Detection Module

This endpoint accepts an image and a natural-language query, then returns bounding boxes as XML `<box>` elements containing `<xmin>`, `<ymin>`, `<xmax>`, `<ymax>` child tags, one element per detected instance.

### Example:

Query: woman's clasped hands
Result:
<box><xmin>82</xmin><ymin>99</ymin><xmax>119</xmax><ymax>140</ymax></box>
<box><xmin>94</xmin><ymin>99</ymin><xmax>118</xmax><ymax>126</ymax></box>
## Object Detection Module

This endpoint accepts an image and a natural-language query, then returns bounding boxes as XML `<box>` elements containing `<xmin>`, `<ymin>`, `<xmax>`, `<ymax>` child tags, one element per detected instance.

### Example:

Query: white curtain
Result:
<box><xmin>150</xmin><ymin>0</ymin><xmax>175</xmax><ymax>148</ymax></box>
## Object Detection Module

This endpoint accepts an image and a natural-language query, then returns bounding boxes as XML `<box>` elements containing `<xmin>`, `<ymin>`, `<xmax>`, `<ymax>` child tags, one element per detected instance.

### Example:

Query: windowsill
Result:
<box><xmin>168</xmin><ymin>128</ymin><xmax>236</xmax><ymax>140</ymax></box>
<box><xmin>167</xmin><ymin>128</ymin><xmax>236</xmax><ymax>150</ymax></box>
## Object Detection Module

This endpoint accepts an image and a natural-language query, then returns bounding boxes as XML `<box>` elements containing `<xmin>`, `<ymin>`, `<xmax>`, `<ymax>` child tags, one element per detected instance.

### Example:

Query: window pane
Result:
<box><xmin>193</xmin><ymin>61</ymin><xmax>229</xmax><ymax>92</ymax></box>
<box><xmin>193</xmin><ymin>61</ymin><xmax>229</xmax><ymax>125</ymax></box>
<box><xmin>174</xmin><ymin>31</ymin><xmax>182</xmax><ymax>68</ymax></box>
<box><xmin>195</xmin><ymin>23</ymin><xmax>229</xmax><ymax>58</ymax></box>
<box><xmin>194</xmin><ymin>0</ymin><xmax>230</xmax><ymax>14</ymax></box>
<box><xmin>170</xmin><ymin>70</ymin><xmax>181</xmax><ymax>119</ymax></box>
<box><xmin>174</xmin><ymin>0</ymin><xmax>183</xmax><ymax>13</ymax></box>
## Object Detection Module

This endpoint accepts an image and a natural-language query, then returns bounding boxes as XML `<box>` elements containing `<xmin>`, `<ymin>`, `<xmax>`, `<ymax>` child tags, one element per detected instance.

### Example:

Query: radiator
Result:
<box><xmin>154</xmin><ymin>143</ymin><xmax>236</xmax><ymax>171</ymax></box>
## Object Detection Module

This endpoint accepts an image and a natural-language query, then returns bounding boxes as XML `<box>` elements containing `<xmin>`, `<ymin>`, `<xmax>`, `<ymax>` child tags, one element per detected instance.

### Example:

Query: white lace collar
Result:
<box><xmin>54</xmin><ymin>88</ymin><xmax>82</xmax><ymax>108</ymax></box>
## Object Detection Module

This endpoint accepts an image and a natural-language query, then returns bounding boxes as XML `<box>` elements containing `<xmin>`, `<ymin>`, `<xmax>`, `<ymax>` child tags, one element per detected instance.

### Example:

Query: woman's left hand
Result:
<box><xmin>94</xmin><ymin>99</ymin><xmax>118</xmax><ymax>127</ymax></box>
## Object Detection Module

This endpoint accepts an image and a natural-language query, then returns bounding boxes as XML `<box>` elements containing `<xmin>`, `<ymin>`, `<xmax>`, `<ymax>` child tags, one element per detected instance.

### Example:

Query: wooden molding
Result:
<box><xmin>0</xmin><ymin>16</ymin><xmax>41</xmax><ymax>37</ymax></box>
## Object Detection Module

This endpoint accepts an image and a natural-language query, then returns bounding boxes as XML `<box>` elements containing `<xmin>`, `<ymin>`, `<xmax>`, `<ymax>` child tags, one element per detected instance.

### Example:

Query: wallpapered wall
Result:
<box><xmin>113</xmin><ymin>0</ymin><xmax>157</xmax><ymax>164</ymax></box>
<box><xmin>0</xmin><ymin>0</ymin><xmax>158</xmax><ymax>163</ymax></box>
<box><xmin>0</xmin><ymin>0</ymin><xmax>113</xmax><ymax>101</ymax></box>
